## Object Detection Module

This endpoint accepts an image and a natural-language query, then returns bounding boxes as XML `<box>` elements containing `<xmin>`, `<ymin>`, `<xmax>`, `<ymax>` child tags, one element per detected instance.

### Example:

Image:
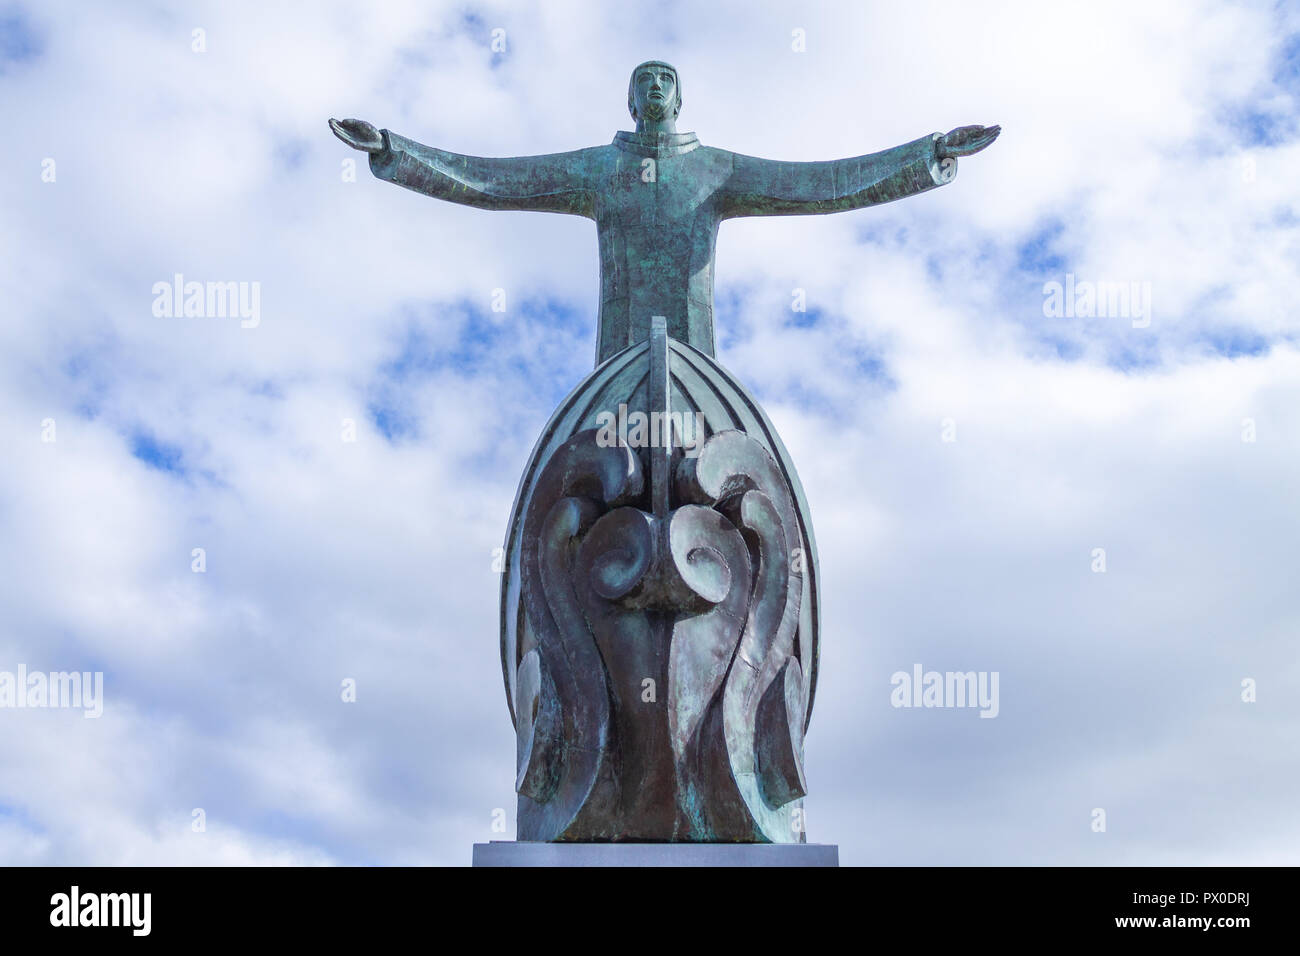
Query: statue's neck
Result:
<box><xmin>635</xmin><ymin>115</ymin><xmax>678</xmax><ymax>136</ymax></box>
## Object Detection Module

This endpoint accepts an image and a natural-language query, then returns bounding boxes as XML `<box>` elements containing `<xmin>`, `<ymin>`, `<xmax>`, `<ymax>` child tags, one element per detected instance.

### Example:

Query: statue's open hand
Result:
<box><xmin>936</xmin><ymin>124</ymin><xmax>1001</xmax><ymax>159</ymax></box>
<box><xmin>329</xmin><ymin>117</ymin><xmax>385</xmax><ymax>154</ymax></box>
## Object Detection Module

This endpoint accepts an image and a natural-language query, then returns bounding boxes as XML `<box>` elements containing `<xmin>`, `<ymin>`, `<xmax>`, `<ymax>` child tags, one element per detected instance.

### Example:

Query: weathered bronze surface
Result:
<box><xmin>332</xmin><ymin>61</ymin><xmax>997</xmax><ymax>843</ymax></box>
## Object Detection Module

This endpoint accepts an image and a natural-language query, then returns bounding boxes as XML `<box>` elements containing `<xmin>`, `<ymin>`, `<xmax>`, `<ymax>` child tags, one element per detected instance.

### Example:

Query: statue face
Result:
<box><xmin>632</xmin><ymin>64</ymin><xmax>679</xmax><ymax>121</ymax></box>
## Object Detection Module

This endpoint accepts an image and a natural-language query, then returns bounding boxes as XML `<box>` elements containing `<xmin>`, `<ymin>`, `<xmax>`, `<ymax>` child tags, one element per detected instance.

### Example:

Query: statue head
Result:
<box><xmin>627</xmin><ymin>60</ymin><xmax>681</xmax><ymax>123</ymax></box>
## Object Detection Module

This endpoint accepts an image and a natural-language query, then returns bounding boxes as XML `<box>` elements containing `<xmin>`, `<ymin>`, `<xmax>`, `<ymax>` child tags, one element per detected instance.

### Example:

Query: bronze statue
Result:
<box><xmin>332</xmin><ymin>61</ymin><xmax>998</xmax><ymax>844</ymax></box>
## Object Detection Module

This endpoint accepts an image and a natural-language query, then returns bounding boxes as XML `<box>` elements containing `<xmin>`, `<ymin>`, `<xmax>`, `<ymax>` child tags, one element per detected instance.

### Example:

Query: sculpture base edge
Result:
<box><xmin>471</xmin><ymin>841</ymin><xmax>839</xmax><ymax>868</ymax></box>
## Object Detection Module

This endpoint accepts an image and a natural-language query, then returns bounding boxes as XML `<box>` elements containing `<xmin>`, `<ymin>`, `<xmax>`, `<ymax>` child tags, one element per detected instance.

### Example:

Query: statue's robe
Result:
<box><xmin>370</xmin><ymin>128</ymin><xmax>955</xmax><ymax>366</ymax></box>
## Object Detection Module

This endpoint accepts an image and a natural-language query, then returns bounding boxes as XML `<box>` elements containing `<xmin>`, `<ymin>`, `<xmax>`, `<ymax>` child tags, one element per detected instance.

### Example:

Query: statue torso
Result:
<box><xmin>591</xmin><ymin>132</ymin><xmax>731</xmax><ymax>365</ymax></box>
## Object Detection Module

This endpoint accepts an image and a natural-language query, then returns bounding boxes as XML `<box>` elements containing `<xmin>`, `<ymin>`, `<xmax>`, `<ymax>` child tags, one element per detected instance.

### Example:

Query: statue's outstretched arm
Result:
<box><xmin>330</xmin><ymin>118</ymin><xmax>596</xmax><ymax>218</ymax></box>
<box><xmin>719</xmin><ymin>124</ymin><xmax>998</xmax><ymax>218</ymax></box>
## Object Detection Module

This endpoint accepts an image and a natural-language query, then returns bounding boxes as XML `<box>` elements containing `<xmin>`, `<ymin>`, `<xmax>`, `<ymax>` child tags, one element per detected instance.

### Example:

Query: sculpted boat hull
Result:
<box><xmin>499</xmin><ymin>322</ymin><xmax>821</xmax><ymax>842</ymax></box>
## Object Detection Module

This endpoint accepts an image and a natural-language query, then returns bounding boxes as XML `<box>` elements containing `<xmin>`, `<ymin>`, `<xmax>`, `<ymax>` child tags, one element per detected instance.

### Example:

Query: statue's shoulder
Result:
<box><xmin>582</xmin><ymin>143</ymin><xmax>620</xmax><ymax>159</ymax></box>
<box><xmin>568</xmin><ymin>142</ymin><xmax>619</xmax><ymax>167</ymax></box>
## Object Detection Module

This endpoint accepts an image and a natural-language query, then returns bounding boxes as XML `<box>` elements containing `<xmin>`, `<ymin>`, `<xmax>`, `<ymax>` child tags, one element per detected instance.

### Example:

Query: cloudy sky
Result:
<box><xmin>1</xmin><ymin>0</ymin><xmax>1296</xmax><ymax>865</ymax></box>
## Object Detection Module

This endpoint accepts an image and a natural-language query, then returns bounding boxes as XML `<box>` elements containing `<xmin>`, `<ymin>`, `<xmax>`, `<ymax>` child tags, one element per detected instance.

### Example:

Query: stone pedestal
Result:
<box><xmin>472</xmin><ymin>841</ymin><xmax>838</xmax><ymax>867</ymax></box>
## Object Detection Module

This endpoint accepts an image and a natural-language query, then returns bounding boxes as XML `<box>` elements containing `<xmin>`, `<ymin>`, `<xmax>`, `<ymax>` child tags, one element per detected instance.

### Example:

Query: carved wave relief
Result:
<box><xmin>501</xmin><ymin>323</ymin><xmax>820</xmax><ymax>842</ymax></box>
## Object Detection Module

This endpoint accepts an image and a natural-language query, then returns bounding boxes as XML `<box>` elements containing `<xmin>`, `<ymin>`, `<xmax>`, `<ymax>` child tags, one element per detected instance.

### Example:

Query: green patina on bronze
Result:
<box><xmin>331</xmin><ymin>62</ymin><xmax>998</xmax><ymax>844</ymax></box>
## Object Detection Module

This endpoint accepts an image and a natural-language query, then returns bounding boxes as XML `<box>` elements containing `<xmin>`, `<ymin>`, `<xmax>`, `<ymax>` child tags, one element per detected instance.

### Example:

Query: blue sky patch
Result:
<box><xmin>1015</xmin><ymin>219</ymin><xmax>1068</xmax><ymax>274</ymax></box>
<box><xmin>129</xmin><ymin>429</ymin><xmax>186</xmax><ymax>475</ymax></box>
<box><xmin>0</xmin><ymin>8</ymin><xmax>42</xmax><ymax>73</ymax></box>
<box><xmin>1197</xmin><ymin>327</ymin><xmax>1270</xmax><ymax>359</ymax></box>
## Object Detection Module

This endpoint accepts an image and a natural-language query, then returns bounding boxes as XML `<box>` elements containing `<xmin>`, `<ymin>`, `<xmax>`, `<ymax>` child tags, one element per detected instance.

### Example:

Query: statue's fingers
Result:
<box><xmin>329</xmin><ymin>118</ymin><xmax>383</xmax><ymax>152</ymax></box>
<box><xmin>328</xmin><ymin>117</ymin><xmax>358</xmax><ymax>145</ymax></box>
<box><xmin>954</xmin><ymin>129</ymin><xmax>1000</xmax><ymax>155</ymax></box>
<box><xmin>952</xmin><ymin>125</ymin><xmax>999</xmax><ymax>145</ymax></box>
